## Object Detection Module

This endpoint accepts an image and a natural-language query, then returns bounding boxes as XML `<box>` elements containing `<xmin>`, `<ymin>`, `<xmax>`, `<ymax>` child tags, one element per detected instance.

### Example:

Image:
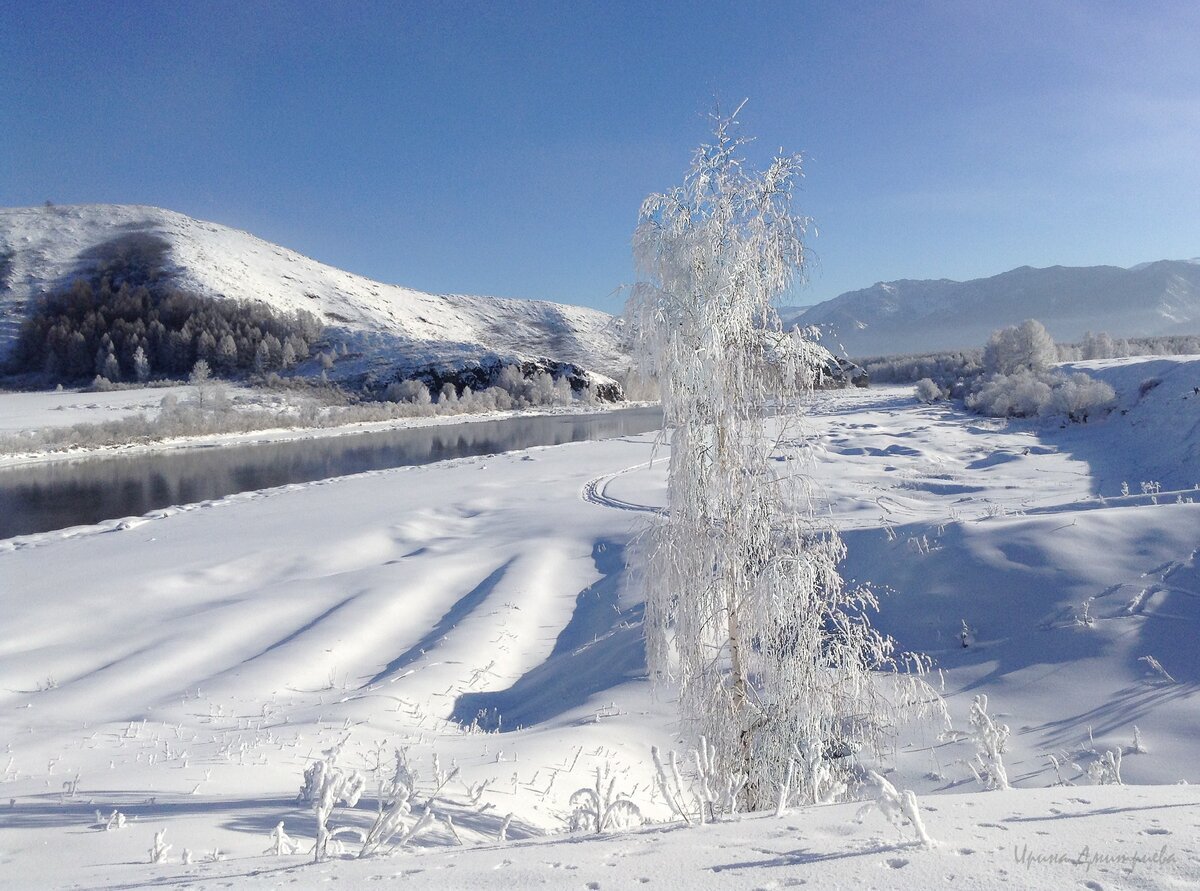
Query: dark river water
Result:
<box><xmin>0</xmin><ymin>407</ymin><xmax>663</xmax><ymax>539</ymax></box>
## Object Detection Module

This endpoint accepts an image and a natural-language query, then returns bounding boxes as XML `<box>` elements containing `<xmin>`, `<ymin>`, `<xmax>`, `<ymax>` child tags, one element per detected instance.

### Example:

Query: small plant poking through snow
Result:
<box><xmin>102</xmin><ymin>810</ymin><xmax>126</xmax><ymax>831</ymax></box>
<box><xmin>357</xmin><ymin>747</ymin><xmax>453</xmax><ymax>858</ymax></box>
<box><xmin>264</xmin><ymin>821</ymin><xmax>303</xmax><ymax>856</ymax></box>
<box><xmin>1140</xmin><ymin>654</ymin><xmax>1177</xmax><ymax>683</ymax></box>
<box><xmin>1088</xmin><ymin>749</ymin><xmax>1123</xmax><ymax>785</ymax></box>
<box><xmin>298</xmin><ymin>736</ymin><xmax>367</xmax><ymax>862</ymax></box>
<box><xmin>651</xmin><ymin>738</ymin><xmax>748</xmax><ymax>824</ymax></box>
<box><xmin>968</xmin><ymin>694</ymin><xmax>1011</xmax><ymax>791</ymax></box>
<box><xmin>149</xmin><ymin>828</ymin><xmax>172</xmax><ymax>864</ymax></box>
<box><xmin>855</xmin><ymin>770</ymin><xmax>936</xmax><ymax>849</ymax></box>
<box><xmin>1130</xmin><ymin>725</ymin><xmax>1148</xmax><ymax>755</ymax></box>
<box><xmin>568</xmin><ymin>764</ymin><xmax>643</xmax><ymax>834</ymax></box>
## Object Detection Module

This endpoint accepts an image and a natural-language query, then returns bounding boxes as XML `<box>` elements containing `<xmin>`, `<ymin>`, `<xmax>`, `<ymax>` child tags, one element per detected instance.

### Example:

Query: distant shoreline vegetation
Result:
<box><xmin>858</xmin><ymin>330</ymin><xmax>1200</xmax><ymax>389</ymax></box>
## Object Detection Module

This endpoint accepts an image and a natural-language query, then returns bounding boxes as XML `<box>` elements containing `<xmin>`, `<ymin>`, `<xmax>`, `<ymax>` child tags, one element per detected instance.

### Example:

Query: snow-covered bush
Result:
<box><xmin>915</xmin><ymin>378</ymin><xmax>943</xmax><ymax>403</ymax></box>
<box><xmin>568</xmin><ymin>764</ymin><xmax>643</xmax><ymax>834</ymax></box>
<box><xmin>1049</xmin><ymin>372</ymin><xmax>1116</xmax><ymax>422</ymax></box>
<box><xmin>149</xmin><ymin>828</ymin><xmax>172</xmax><ymax>864</ymax></box>
<box><xmin>966</xmin><ymin>369</ymin><xmax>1054</xmax><ymax>418</ymax></box>
<box><xmin>357</xmin><ymin>748</ymin><xmax>451</xmax><ymax>858</ymax></box>
<box><xmin>1087</xmin><ymin>749</ymin><xmax>1123</xmax><ymax>785</ymax></box>
<box><xmin>966</xmin><ymin>369</ymin><xmax>1113</xmax><ymax>421</ymax></box>
<box><xmin>384</xmin><ymin>379</ymin><xmax>433</xmax><ymax>407</ymax></box>
<box><xmin>651</xmin><ymin>738</ymin><xmax>746</xmax><ymax>825</ymax></box>
<box><xmin>299</xmin><ymin>737</ymin><xmax>367</xmax><ymax>862</ymax></box>
<box><xmin>263</xmin><ymin>821</ymin><xmax>303</xmax><ymax>856</ymax></box>
<box><xmin>983</xmin><ymin>319</ymin><xmax>1056</xmax><ymax>375</ymax></box>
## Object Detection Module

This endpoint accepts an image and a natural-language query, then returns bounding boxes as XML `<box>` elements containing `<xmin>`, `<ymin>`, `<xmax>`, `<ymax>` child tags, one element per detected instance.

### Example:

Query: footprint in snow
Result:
<box><xmin>886</xmin><ymin>857</ymin><xmax>909</xmax><ymax>869</ymax></box>
<box><xmin>1142</xmin><ymin>827</ymin><xmax>1171</xmax><ymax>835</ymax></box>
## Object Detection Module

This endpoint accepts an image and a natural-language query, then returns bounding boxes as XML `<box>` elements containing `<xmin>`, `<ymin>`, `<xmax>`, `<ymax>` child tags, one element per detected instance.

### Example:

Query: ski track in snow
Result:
<box><xmin>581</xmin><ymin>461</ymin><xmax>666</xmax><ymax>516</ymax></box>
<box><xmin>2</xmin><ymin>362</ymin><xmax>1200</xmax><ymax>889</ymax></box>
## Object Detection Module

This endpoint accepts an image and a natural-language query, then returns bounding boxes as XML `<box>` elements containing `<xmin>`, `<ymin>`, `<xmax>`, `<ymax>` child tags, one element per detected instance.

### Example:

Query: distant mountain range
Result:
<box><xmin>3</xmin><ymin>205</ymin><xmax>1196</xmax><ymax>375</ymax></box>
<box><xmin>794</xmin><ymin>260</ymin><xmax>1200</xmax><ymax>357</ymax></box>
<box><xmin>0</xmin><ymin>204</ymin><xmax>626</xmax><ymax>382</ymax></box>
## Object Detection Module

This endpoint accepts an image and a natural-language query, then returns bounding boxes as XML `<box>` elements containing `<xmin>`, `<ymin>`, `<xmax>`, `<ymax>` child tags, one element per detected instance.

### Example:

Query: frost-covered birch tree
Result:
<box><xmin>627</xmin><ymin>107</ymin><xmax>936</xmax><ymax>811</ymax></box>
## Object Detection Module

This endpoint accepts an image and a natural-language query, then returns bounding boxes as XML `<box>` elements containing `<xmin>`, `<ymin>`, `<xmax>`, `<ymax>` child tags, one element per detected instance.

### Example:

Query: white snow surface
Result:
<box><xmin>2</xmin><ymin>357</ymin><xmax>1200</xmax><ymax>888</ymax></box>
<box><xmin>0</xmin><ymin>204</ymin><xmax>626</xmax><ymax>374</ymax></box>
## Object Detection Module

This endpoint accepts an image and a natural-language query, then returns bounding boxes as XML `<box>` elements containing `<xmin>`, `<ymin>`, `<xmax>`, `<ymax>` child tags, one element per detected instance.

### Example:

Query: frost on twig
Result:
<box><xmin>855</xmin><ymin>770</ymin><xmax>936</xmax><ymax>848</ymax></box>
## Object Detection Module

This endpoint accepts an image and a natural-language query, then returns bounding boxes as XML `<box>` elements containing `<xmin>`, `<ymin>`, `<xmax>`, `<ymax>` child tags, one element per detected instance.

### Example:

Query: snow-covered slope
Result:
<box><xmin>799</xmin><ymin>260</ymin><xmax>1200</xmax><ymax>357</ymax></box>
<box><xmin>3</xmin><ymin>358</ymin><xmax>1200</xmax><ymax>887</ymax></box>
<box><xmin>0</xmin><ymin>204</ymin><xmax>626</xmax><ymax>377</ymax></box>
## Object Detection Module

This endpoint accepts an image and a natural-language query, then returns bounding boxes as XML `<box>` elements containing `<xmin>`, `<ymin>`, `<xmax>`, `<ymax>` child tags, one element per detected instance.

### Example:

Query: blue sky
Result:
<box><xmin>2</xmin><ymin>1</ymin><xmax>1197</xmax><ymax>313</ymax></box>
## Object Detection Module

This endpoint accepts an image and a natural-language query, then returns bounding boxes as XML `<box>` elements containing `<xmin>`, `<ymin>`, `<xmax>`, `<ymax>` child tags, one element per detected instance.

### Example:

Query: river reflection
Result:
<box><xmin>0</xmin><ymin>407</ymin><xmax>662</xmax><ymax>539</ymax></box>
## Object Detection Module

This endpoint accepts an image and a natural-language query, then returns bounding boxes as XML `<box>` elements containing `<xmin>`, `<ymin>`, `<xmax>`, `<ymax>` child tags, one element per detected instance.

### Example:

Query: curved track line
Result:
<box><xmin>581</xmin><ymin>461</ymin><xmax>665</xmax><ymax>515</ymax></box>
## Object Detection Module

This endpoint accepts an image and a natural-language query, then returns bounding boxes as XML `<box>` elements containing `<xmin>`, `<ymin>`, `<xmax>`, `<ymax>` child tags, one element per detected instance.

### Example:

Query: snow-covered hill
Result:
<box><xmin>0</xmin><ymin>204</ymin><xmax>626</xmax><ymax>379</ymax></box>
<box><xmin>799</xmin><ymin>260</ymin><xmax>1200</xmax><ymax>357</ymax></box>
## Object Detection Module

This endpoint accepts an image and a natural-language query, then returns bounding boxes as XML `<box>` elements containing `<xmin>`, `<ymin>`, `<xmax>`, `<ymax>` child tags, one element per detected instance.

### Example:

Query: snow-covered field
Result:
<box><xmin>2</xmin><ymin>357</ymin><xmax>1199</xmax><ymax>889</ymax></box>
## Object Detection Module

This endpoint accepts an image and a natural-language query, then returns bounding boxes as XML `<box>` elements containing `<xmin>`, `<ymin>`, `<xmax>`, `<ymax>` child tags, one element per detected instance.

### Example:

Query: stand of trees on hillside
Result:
<box><xmin>6</xmin><ymin>234</ymin><xmax>322</xmax><ymax>384</ymax></box>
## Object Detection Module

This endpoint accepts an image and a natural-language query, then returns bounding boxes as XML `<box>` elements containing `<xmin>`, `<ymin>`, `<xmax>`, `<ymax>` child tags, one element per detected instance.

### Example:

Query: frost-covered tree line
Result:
<box><xmin>627</xmin><ymin>109</ymin><xmax>939</xmax><ymax>812</ymax></box>
<box><xmin>7</xmin><ymin>233</ymin><xmax>321</xmax><ymax>384</ymax></box>
<box><xmin>869</xmin><ymin>330</ymin><xmax>1200</xmax><ymax>391</ymax></box>
<box><xmin>11</xmin><ymin>278</ymin><xmax>321</xmax><ymax>384</ymax></box>
<box><xmin>908</xmin><ymin>320</ymin><xmax>1116</xmax><ymax>421</ymax></box>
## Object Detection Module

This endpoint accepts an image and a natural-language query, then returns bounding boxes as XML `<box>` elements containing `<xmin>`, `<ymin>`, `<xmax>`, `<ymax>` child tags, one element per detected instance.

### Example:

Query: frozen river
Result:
<box><xmin>0</xmin><ymin>407</ymin><xmax>662</xmax><ymax>539</ymax></box>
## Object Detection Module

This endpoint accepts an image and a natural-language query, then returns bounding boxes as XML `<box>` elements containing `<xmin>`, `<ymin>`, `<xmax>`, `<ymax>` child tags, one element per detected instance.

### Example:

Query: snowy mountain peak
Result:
<box><xmin>798</xmin><ymin>260</ymin><xmax>1200</xmax><ymax>357</ymax></box>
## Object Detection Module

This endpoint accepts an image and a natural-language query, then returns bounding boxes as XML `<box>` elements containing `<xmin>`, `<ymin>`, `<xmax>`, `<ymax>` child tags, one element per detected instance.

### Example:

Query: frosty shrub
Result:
<box><xmin>651</xmin><ymin>737</ymin><xmax>747</xmax><ymax>824</ymax></box>
<box><xmin>568</xmin><ymin>764</ymin><xmax>643</xmax><ymax>834</ymax></box>
<box><xmin>915</xmin><ymin>378</ymin><xmax>942</xmax><ymax>403</ymax></box>
<box><xmin>263</xmin><ymin>821</ymin><xmax>303</xmax><ymax>856</ymax></box>
<box><xmin>148</xmin><ymin>828</ymin><xmax>172</xmax><ymax>864</ymax></box>
<box><xmin>299</xmin><ymin>737</ymin><xmax>367</xmax><ymax>862</ymax></box>
<box><xmin>1087</xmin><ymin>749</ymin><xmax>1123</xmax><ymax>785</ymax></box>
<box><xmin>855</xmin><ymin>770</ymin><xmax>935</xmax><ymax>848</ymax></box>
<box><xmin>966</xmin><ymin>369</ymin><xmax>1054</xmax><ymax>418</ymax></box>
<box><xmin>357</xmin><ymin>747</ymin><xmax>452</xmax><ymax>858</ymax></box>
<box><xmin>966</xmin><ymin>369</ymin><xmax>1114</xmax><ymax>421</ymax></box>
<box><xmin>1050</xmin><ymin>373</ymin><xmax>1116</xmax><ymax>422</ymax></box>
<box><xmin>627</xmin><ymin>107</ymin><xmax>940</xmax><ymax>811</ymax></box>
<box><xmin>968</xmin><ymin>694</ymin><xmax>1010</xmax><ymax>791</ymax></box>
<box><xmin>384</xmin><ymin>379</ymin><xmax>433</xmax><ymax>407</ymax></box>
<box><xmin>982</xmin><ymin>319</ymin><xmax>1057</xmax><ymax>375</ymax></box>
